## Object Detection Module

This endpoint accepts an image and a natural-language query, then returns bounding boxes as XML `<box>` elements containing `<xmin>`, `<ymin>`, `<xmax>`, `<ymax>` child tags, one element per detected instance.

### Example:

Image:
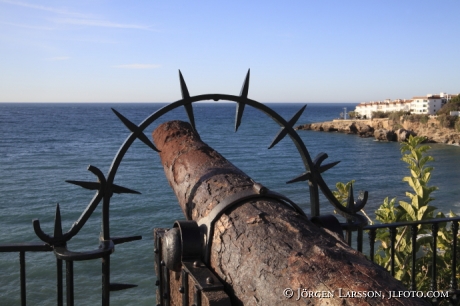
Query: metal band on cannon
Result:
<box><xmin>198</xmin><ymin>182</ymin><xmax>307</xmax><ymax>264</ymax></box>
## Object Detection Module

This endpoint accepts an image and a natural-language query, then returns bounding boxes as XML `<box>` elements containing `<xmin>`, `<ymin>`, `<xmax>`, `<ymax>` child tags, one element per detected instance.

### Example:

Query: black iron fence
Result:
<box><xmin>339</xmin><ymin>217</ymin><xmax>460</xmax><ymax>305</ymax></box>
<box><xmin>3</xmin><ymin>218</ymin><xmax>460</xmax><ymax>305</ymax></box>
<box><xmin>0</xmin><ymin>243</ymin><xmax>52</xmax><ymax>306</ymax></box>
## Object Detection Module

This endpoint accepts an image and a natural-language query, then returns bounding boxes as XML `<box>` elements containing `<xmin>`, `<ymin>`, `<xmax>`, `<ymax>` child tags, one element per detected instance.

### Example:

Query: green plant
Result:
<box><xmin>437</xmin><ymin>114</ymin><xmax>457</xmax><ymax>128</ymax></box>
<box><xmin>332</xmin><ymin>180</ymin><xmax>355</xmax><ymax>205</ymax></box>
<box><xmin>334</xmin><ymin>135</ymin><xmax>457</xmax><ymax>291</ymax></box>
<box><xmin>388</xmin><ymin>111</ymin><xmax>408</xmax><ymax>124</ymax></box>
<box><xmin>373</xmin><ymin>135</ymin><xmax>455</xmax><ymax>290</ymax></box>
<box><xmin>419</xmin><ymin>114</ymin><xmax>429</xmax><ymax>124</ymax></box>
<box><xmin>437</xmin><ymin>95</ymin><xmax>460</xmax><ymax>115</ymax></box>
<box><xmin>403</xmin><ymin>114</ymin><xmax>430</xmax><ymax>124</ymax></box>
<box><xmin>372</xmin><ymin>111</ymin><xmax>388</xmax><ymax>118</ymax></box>
<box><xmin>456</xmin><ymin>119</ymin><xmax>460</xmax><ymax>132</ymax></box>
<box><xmin>348</xmin><ymin>111</ymin><xmax>358</xmax><ymax>119</ymax></box>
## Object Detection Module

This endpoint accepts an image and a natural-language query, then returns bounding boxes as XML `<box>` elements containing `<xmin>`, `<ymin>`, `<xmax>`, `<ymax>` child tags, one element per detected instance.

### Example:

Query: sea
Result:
<box><xmin>1</xmin><ymin>102</ymin><xmax>460</xmax><ymax>305</ymax></box>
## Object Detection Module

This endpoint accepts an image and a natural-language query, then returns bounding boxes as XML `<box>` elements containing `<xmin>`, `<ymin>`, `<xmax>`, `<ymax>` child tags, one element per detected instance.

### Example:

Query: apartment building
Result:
<box><xmin>410</xmin><ymin>93</ymin><xmax>450</xmax><ymax>115</ymax></box>
<box><xmin>354</xmin><ymin>99</ymin><xmax>411</xmax><ymax>119</ymax></box>
<box><xmin>355</xmin><ymin>92</ymin><xmax>456</xmax><ymax>118</ymax></box>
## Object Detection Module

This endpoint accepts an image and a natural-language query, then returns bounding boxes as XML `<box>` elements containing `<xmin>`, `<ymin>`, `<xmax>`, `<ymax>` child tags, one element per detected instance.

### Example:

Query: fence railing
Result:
<box><xmin>0</xmin><ymin>243</ymin><xmax>53</xmax><ymax>306</ymax></box>
<box><xmin>342</xmin><ymin>216</ymin><xmax>460</xmax><ymax>305</ymax></box>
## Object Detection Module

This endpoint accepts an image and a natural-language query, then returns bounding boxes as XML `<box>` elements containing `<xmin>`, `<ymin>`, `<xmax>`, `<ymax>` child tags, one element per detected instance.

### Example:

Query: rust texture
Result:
<box><xmin>152</xmin><ymin>120</ymin><xmax>428</xmax><ymax>306</ymax></box>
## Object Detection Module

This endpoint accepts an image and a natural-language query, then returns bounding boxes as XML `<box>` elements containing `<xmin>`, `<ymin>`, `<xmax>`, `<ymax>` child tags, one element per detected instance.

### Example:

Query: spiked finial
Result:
<box><xmin>178</xmin><ymin>70</ymin><xmax>190</xmax><ymax>99</ymax></box>
<box><xmin>183</xmin><ymin>103</ymin><xmax>196</xmax><ymax>131</ymax></box>
<box><xmin>345</xmin><ymin>183</ymin><xmax>368</xmax><ymax>212</ymax></box>
<box><xmin>240</xmin><ymin>69</ymin><xmax>250</xmax><ymax>98</ymax></box>
<box><xmin>346</xmin><ymin>184</ymin><xmax>355</xmax><ymax>210</ymax></box>
<box><xmin>54</xmin><ymin>203</ymin><xmax>63</xmax><ymax>239</ymax></box>
<box><xmin>268</xmin><ymin>104</ymin><xmax>307</xmax><ymax>149</ymax></box>
<box><xmin>286</xmin><ymin>152</ymin><xmax>340</xmax><ymax>184</ymax></box>
<box><xmin>286</xmin><ymin>172</ymin><xmax>312</xmax><ymax>184</ymax></box>
<box><xmin>66</xmin><ymin>164</ymin><xmax>140</xmax><ymax>195</ymax></box>
<box><xmin>235</xmin><ymin>69</ymin><xmax>250</xmax><ymax>132</ymax></box>
<box><xmin>65</xmin><ymin>180</ymin><xmax>140</xmax><ymax>195</ymax></box>
<box><xmin>111</xmin><ymin>108</ymin><xmax>160</xmax><ymax>152</ymax></box>
<box><xmin>355</xmin><ymin>190</ymin><xmax>368</xmax><ymax>211</ymax></box>
<box><xmin>178</xmin><ymin>70</ymin><xmax>196</xmax><ymax>131</ymax></box>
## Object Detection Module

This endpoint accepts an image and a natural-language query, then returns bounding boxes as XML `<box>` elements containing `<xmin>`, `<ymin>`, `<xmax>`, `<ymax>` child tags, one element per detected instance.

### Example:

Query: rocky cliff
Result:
<box><xmin>295</xmin><ymin>118</ymin><xmax>460</xmax><ymax>145</ymax></box>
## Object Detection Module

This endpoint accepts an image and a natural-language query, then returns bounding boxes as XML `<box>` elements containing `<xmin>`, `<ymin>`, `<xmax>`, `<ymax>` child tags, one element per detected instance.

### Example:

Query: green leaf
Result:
<box><xmin>417</xmin><ymin>205</ymin><xmax>437</xmax><ymax>220</ymax></box>
<box><xmin>399</xmin><ymin>201</ymin><xmax>417</xmax><ymax>221</ymax></box>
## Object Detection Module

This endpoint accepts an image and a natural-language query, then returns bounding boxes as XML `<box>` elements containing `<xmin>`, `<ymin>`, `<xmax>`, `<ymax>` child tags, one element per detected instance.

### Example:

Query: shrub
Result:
<box><xmin>419</xmin><ymin>114</ymin><xmax>429</xmax><ymax>124</ymax></box>
<box><xmin>388</xmin><ymin>111</ymin><xmax>407</xmax><ymax>124</ymax></box>
<box><xmin>403</xmin><ymin>114</ymin><xmax>428</xmax><ymax>123</ymax></box>
<box><xmin>348</xmin><ymin>111</ymin><xmax>358</xmax><ymax>119</ymax></box>
<box><xmin>437</xmin><ymin>114</ymin><xmax>457</xmax><ymax>128</ymax></box>
<box><xmin>334</xmin><ymin>135</ymin><xmax>457</xmax><ymax>291</ymax></box>
<box><xmin>437</xmin><ymin>95</ymin><xmax>460</xmax><ymax>115</ymax></box>
<box><xmin>456</xmin><ymin>119</ymin><xmax>460</xmax><ymax>132</ymax></box>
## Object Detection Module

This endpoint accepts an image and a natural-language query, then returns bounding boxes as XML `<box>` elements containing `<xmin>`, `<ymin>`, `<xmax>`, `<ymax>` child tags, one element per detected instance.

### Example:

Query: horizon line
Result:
<box><xmin>0</xmin><ymin>101</ymin><xmax>359</xmax><ymax>104</ymax></box>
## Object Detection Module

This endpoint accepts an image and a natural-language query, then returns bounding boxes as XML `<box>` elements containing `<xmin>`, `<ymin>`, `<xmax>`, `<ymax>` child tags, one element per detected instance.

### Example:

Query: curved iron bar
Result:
<box><xmin>103</xmin><ymin>70</ymin><xmax>368</xmax><ymax>223</ymax></box>
<box><xmin>54</xmin><ymin>240</ymin><xmax>114</xmax><ymax>261</ymax></box>
<box><xmin>34</xmin><ymin>69</ymin><xmax>368</xmax><ymax>246</ymax></box>
<box><xmin>29</xmin><ymin>70</ymin><xmax>369</xmax><ymax>304</ymax></box>
<box><xmin>33</xmin><ymin>165</ymin><xmax>107</xmax><ymax>245</ymax></box>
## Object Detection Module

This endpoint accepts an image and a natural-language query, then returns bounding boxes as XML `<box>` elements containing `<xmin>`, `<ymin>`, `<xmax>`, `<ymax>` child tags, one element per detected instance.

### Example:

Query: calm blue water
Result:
<box><xmin>1</xmin><ymin>102</ymin><xmax>459</xmax><ymax>305</ymax></box>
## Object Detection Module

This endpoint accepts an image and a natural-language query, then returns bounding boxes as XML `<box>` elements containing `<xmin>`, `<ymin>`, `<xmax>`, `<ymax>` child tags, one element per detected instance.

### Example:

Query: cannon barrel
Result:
<box><xmin>152</xmin><ymin>120</ymin><xmax>428</xmax><ymax>305</ymax></box>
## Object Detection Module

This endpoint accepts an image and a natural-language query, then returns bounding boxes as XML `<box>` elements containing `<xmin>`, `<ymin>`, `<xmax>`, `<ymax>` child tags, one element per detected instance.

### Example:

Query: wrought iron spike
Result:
<box><xmin>111</xmin><ymin>235</ymin><xmax>142</xmax><ymax>245</ymax></box>
<box><xmin>286</xmin><ymin>172</ymin><xmax>311</xmax><ymax>184</ymax></box>
<box><xmin>112</xmin><ymin>108</ymin><xmax>160</xmax><ymax>152</ymax></box>
<box><xmin>355</xmin><ymin>191</ymin><xmax>368</xmax><ymax>211</ymax></box>
<box><xmin>318</xmin><ymin>161</ymin><xmax>340</xmax><ymax>173</ymax></box>
<box><xmin>183</xmin><ymin>102</ymin><xmax>196</xmax><ymax>132</ymax></box>
<box><xmin>109</xmin><ymin>283</ymin><xmax>138</xmax><ymax>291</ymax></box>
<box><xmin>136</xmin><ymin>132</ymin><xmax>161</xmax><ymax>152</ymax></box>
<box><xmin>235</xmin><ymin>70</ymin><xmax>250</xmax><ymax>131</ymax></box>
<box><xmin>289</xmin><ymin>104</ymin><xmax>307</xmax><ymax>127</ymax></box>
<box><xmin>67</xmin><ymin>179</ymin><xmax>140</xmax><ymax>195</ymax></box>
<box><xmin>112</xmin><ymin>108</ymin><xmax>138</xmax><ymax>132</ymax></box>
<box><xmin>54</xmin><ymin>204</ymin><xmax>63</xmax><ymax>238</ymax></box>
<box><xmin>178</xmin><ymin>70</ymin><xmax>190</xmax><ymax>99</ymax></box>
<box><xmin>66</xmin><ymin>180</ymin><xmax>101</xmax><ymax>190</ymax></box>
<box><xmin>268</xmin><ymin>105</ymin><xmax>307</xmax><ymax>149</ymax></box>
<box><xmin>268</xmin><ymin>127</ymin><xmax>287</xmax><ymax>149</ymax></box>
<box><xmin>111</xmin><ymin>184</ymin><xmax>141</xmax><ymax>195</ymax></box>
<box><xmin>287</xmin><ymin>158</ymin><xmax>339</xmax><ymax>185</ymax></box>
<box><xmin>234</xmin><ymin>102</ymin><xmax>246</xmax><ymax>132</ymax></box>
<box><xmin>239</xmin><ymin>69</ymin><xmax>250</xmax><ymax>98</ymax></box>
<box><xmin>346</xmin><ymin>184</ymin><xmax>355</xmax><ymax>210</ymax></box>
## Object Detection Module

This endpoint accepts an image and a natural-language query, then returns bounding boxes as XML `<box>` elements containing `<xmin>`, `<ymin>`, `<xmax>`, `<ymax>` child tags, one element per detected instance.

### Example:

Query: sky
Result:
<box><xmin>0</xmin><ymin>0</ymin><xmax>459</xmax><ymax>103</ymax></box>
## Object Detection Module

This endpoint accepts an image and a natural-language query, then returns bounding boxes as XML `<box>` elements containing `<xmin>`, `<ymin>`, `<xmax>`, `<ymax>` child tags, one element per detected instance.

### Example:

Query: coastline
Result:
<box><xmin>295</xmin><ymin>118</ymin><xmax>460</xmax><ymax>145</ymax></box>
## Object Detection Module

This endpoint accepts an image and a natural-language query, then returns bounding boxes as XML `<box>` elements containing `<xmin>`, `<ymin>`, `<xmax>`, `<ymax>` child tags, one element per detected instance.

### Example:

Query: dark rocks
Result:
<box><xmin>396</xmin><ymin>128</ymin><xmax>417</xmax><ymax>142</ymax></box>
<box><xmin>374</xmin><ymin>129</ymin><xmax>396</xmax><ymax>142</ymax></box>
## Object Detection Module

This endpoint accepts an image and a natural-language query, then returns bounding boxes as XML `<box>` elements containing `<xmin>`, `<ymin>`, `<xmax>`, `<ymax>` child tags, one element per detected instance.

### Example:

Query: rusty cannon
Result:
<box><xmin>152</xmin><ymin>120</ymin><xmax>428</xmax><ymax>306</ymax></box>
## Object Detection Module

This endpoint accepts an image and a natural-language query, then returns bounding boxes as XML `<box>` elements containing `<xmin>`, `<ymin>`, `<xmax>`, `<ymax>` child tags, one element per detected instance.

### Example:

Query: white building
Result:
<box><xmin>355</xmin><ymin>92</ymin><xmax>456</xmax><ymax>118</ymax></box>
<box><xmin>410</xmin><ymin>93</ymin><xmax>449</xmax><ymax>115</ymax></box>
<box><xmin>354</xmin><ymin>99</ymin><xmax>411</xmax><ymax>119</ymax></box>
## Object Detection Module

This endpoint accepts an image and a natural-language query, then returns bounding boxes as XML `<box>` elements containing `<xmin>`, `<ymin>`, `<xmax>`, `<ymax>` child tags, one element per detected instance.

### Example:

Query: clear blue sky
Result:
<box><xmin>1</xmin><ymin>0</ymin><xmax>459</xmax><ymax>103</ymax></box>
